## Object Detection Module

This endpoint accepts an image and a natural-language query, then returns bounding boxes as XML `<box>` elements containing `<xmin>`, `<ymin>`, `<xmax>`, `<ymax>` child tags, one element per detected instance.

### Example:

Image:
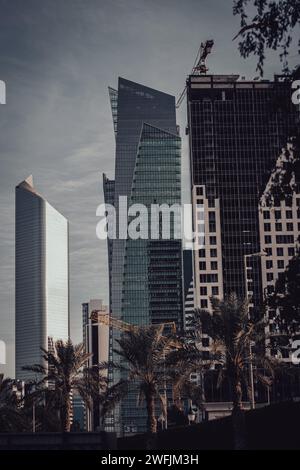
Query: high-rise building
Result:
<box><xmin>71</xmin><ymin>391</ymin><xmax>86</xmax><ymax>432</ymax></box>
<box><xmin>187</xmin><ymin>74</ymin><xmax>298</xmax><ymax>319</ymax></box>
<box><xmin>15</xmin><ymin>176</ymin><xmax>69</xmax><ymax>381</ymax></box>
<box><xmin>182</xmin><ymin>249</ymin><xmax>194</xmax><ymax>330</ymax></box>
<box><xmin>103</xmin><ymin>78</ymin><xmax>183</xmax><ymax>435</ymax></box>
<box><xmin>82</xmin><ymin>299</ymin><xmax>109</xmax><ymax>431</ymax></box>
<box><xmin>256</xmin><ymin>147</ymin><xmax>300</xmax><ymax>363</ymax></box>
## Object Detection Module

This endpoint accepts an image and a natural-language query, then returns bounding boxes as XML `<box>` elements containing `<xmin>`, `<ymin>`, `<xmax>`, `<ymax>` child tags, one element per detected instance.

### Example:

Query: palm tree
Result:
<box><xmin>111</xmin><ymin>325</ymin><xmax>177</xmax><ymax>434</ymax></box>
<box><xmin>100</xmin><ymin>379</ymin><xmax>128</xmax><ymax>429</ymax></box>
<box><xmin>0</xmin><ymin>374</ymin><xmax>27</xmax><ymax>432</ymax></box>
<box><xmin>23</xmin><ymin>339</ymin><xmax>107</xmax><ymax>432</ymax></box>
<box><xmin>194</xmin><ymin>293</ymin><xmax>275</xmax><ymax>448</ymax></box>
<box><xmin>22</xmin><ymin>381</ymin><xmax>63</xmax><ymax>432</ymax></box>
<box><xmin>166</xmin><ymin>346</ymin><xmax>204</xmax><ymax>412</ymax></box>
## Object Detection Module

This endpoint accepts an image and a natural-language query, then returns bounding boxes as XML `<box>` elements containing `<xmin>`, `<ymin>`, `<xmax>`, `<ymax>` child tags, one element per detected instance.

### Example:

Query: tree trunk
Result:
<box><xmin>233</xmin><ymin>379</ymin><xmax>243</xmax><ymax>411</ymax></box>
<box><xmin>61</xmin><ymin>392</ymin><xmax>72</xmax><ymax>432</ymax></box>
<box><xmin>146</xmin><ymin>391</ymin><xmax>157</xmax><ymax>434</ymax></box>
<box><xmin>232</xmin><ymin>380</ymin><xmax>247</xmax><ymax>450</ymax></box>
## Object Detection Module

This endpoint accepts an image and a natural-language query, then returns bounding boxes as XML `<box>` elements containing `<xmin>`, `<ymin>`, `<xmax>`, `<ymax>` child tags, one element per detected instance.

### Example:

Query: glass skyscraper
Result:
<box><xmin>103</xmin><ymin>78</ymin><xmax>183</xmax><ymax>435</ymax></box>
<box><xmin>187</xmin><ymin>74</ymin><xmax>298</xmax><ymax>319</ymax></box>
<box><xmin>15</xmin><ymin>176</ymin><xmax>69</xmax><ymax>381</ymax></box>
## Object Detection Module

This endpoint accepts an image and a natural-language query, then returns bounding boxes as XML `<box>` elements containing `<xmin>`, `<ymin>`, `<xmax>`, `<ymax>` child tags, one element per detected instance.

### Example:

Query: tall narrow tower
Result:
<box><xmin>103</xmin><ymin>78</ymin><xmax>183</xmax><ymax>435</ymax></box>
<box><xmin>15</xmin><ymin>176</ymin><xmax>69</xmax><ymax>381</ymax></box>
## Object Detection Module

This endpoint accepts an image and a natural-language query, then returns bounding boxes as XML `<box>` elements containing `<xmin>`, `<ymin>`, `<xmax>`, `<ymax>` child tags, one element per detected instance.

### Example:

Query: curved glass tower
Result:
<box><xmin>15</xmin><ymin>176</ymin><xmax>69</xmax><ymax>381</ymax></box>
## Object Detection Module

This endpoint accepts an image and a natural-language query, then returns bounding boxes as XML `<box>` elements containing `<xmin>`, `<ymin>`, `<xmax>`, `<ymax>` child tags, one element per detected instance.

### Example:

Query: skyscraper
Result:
<box><xmin>82</xmin><ymin>299</ymin><xmax>109</xmax><ymax>431</ymax></box>
<box><xmin>187</xmin><ymin>74</ymin><xmax>298</xmax><ymax>319</ymax></box>
<box><xmin>15</xmin><ymin>176</ymin><xmax>69</xmax><ymax>381</ymax></box>
<box><xmin>103</xmin><ymin>78</ymin><xmax>183</xmax><ymax>435</ymax></box>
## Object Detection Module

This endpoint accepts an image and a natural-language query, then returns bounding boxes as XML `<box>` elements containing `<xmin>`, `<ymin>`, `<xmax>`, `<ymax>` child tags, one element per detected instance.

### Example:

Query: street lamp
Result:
<box><xmin>243</xmin><ymin>250</ymin><xmax>267</xmax><ymax>410</ymax></box>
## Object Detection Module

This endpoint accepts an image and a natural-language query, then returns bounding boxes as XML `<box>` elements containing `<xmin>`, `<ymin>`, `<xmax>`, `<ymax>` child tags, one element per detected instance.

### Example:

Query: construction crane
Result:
<box><xmin>90</xmin><ymin>309</ymin><xmax>177</xmax><ymax>335</ymax></box>
<box><xmin>176</xmin><ymin>39</ymin><xmax>214</xmax><ymax>108</ymax></box>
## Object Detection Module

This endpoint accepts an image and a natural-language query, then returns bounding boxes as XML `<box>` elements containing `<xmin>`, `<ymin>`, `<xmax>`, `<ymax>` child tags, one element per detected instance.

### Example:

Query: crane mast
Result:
<box><xmin>176</xmin><ymin>39</ymin><xmax>214</xmax><ymax>108</ymax></box>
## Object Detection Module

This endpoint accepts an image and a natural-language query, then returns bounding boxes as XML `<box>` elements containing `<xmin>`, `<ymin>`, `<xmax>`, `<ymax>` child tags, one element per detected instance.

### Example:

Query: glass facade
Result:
<box><xmin>45</xmin><ymin>202</ymin><xmax>69</xmax><ymax>341</ymax></box>
<box><xmin>103</xmin><ymin>78</ymin><xmax>183</xmax><ymax>435</ymax></box>
<box><xmin>15</xmin><ymin>177</ymin><xmax>69</xmax><ymax>381</ymax></box>
<box><xmin>187</xmin><ymin>75</ymin><xmax>298</xmax><ymax>316</ymax></box>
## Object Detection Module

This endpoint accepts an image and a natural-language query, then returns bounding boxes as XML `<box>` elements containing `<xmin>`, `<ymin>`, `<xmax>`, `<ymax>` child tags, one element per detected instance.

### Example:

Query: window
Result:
<box><xmin>200</xmin><ymin>299</ymin><xmax>208</xmax><ymax>308</ymax></box>
<box><xmin>208</xmin><ymin>198</ymin><xmax>215</xmax><ymax>208</ymax></box>
<box><xmin>277</xmin><ymin>260</ymin><xmax>284</xmax><ymax>269</ymax></box>
<box><xmin>265</xmin><ymin>235</ymin><xmax>272</xmax><ymax>244</ymax></box>
<box><xmin>263</xmin><ymin>211</ymin><xmax>270</xmax><ymax>220</ymax></box>
<box><xmin>267</xmin><ymin>273</ymin><xmax>273</xmax><ymax>282</ymax></box>
<box><xmin>199</xmin><ymin>261</ymin><xmax>206</xmax><ymax>271</ymax></box>
<box><xmin>266</xmin><ymin>260</ymin><xmax>273</xmax><ymax>269</ymax></box>
<box><xmin>247</xmin><ymin>282</ymin><xmax>254</xmax><ymax>292</ymax></box>
<box><xmin>211</xmin><ymin>286</ymin><xmax>219</xmax><ymax>296</ymax></box>
<box><xmin>286</xmin><ymin>222</ymin><xmax>294</xmax><ymax>231</ymax></box>
<box><xmin>264</xmin><ymin>223</ymin><xmax>271</xmax><ymax>232</ymax></box>
<box><xmin>275</xmin><ymin>210</ymin><xmax>281</xmax><ymax>220</ymax></box>
<box><xmin>275</xmin><ymin>223</ymin><xmax>282</xmax><ymax>232</ymax></box>
<box><xmin>200</xmin><ymin>274</ymin><xmax>218</xmax><ymax>283</ymax></box>
<box><xmin>209</xmin><ymin>236</ymin><xmax>217</xmax><ymax>245</ymax></box>
<box><xmin>277</xmin><ymin>248</ymin><xmax>284</xmax><ymax>257</ymax></box>
<box><xmin>210</xmin><ymin>249</ymin><xmax>217</xmax><ymax>258</ymax></box>
<box><xmin>200</xmin><ymin>286</ymin><xmax>207</xmax><ymax>296</ymax></box>
<box><xmin>276</xmin><ymin>235</ymin><xmax>294</xmax><ymax>244</ymax></box>
<box><xmin>202</xmin><ymin>337</ymin><xmax>209</xmax><ymax>347</ymax></box>
<box><xmin>196</xmin><ymin>187</ymin><xmax>203</xmax><ymax>196</ymax></box>
<box><xmin>288</xmin><ymin>247</ymin><xmax>295</xmax><ymax>257</ymax></box>
<box><xmin>209</xmin><ymin>222</ymin><xmax>216</xmax><ymax>233</ymax></box>
<box><xmin>246</xmin><ymin>269</ymin><xmax>253</xmax><ymax>280</ymax></box>
<box><xmin>211</xmin><ymin>261</ymin><xmax>218</xmax><ymax>270</ymax></box>
<box><xmin>197</xmin><ymin>211</ymin><xmax>204</xmax><ymax>221</ymax></box>
<box><xmin>286</xmin><ymin>210</ymin><xmax>293</xmax><ymax>219</ymax></box>
<box><xmin>208</xmin><ymin>211</ymin><xmax>216</xmax><ymax>222</ymax></box>
<box><xmin>198</xmin><ymin>249</ymin><xmax>205</xmax><ymax>258</ymax></box>
<box><xmin>265</xmin><ymin>248</ymin><xmax>272</xmax><ymax>256</ymax></box>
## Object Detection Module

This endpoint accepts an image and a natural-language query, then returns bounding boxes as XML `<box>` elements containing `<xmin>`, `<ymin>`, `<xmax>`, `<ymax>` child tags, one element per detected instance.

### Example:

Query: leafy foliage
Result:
<box><xmin>0</xmin><ymin>374</ymin><xmax>28</xmax><ymax>432</ymax></box>
<box><xmin>261</xmin><ymin>139</ymin><xmax>300</xmax><ymax>206</ymax></box>
<box><xmin>233</xmin><ymin>0</ymin><xmax>300</xmax><ymax>75</ymax></box>
<box><xmin>267</xmin><ymin>249</ymin><xmax>300</xmax><ymax>335</ymax></box>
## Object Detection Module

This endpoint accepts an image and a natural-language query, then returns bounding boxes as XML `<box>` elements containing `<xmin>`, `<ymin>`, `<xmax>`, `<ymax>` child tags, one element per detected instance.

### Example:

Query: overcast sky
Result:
<box><xmin>0</xmin><ymin>0</ymin><xmax>298</xmax><ymax>377</ymax></box>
